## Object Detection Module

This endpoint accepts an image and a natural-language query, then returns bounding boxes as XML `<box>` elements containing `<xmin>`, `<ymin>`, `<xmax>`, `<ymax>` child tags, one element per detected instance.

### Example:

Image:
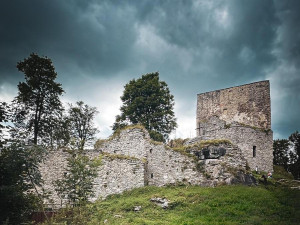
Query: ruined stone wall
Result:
<box><xmin>145</xmin><ymin>143</ymin><xmax>206</xmax><ymax>186</ymax></box>
<box><xmin>196</xmin><ymin>80</ymin><xmax>271</xmax><ymax>136</ymax></box>
<box><xmin>194</xmin><ymin>116</ymin><xmax>273</xmax><ymax>172</ymax></box>
<box><xmin>203</xmin><ymin>143</ymin><xmax>248</xmax><ymax>184</ymax></box>
<box><xmin>38</xmin><ymin>150</ymin><xmax>69</xmax><ymax>207</ymax></box>
<box><xmin>39</xmin><ymin>150</ymin><xmax>144</xmax><ymax>208</ymax></box>
<box><xmin>98</xmin><ymin>128</ymin><xmax>251</xmax><ymax>187</ymax></box>
<box><xmin>98</xmin><ymin>128</ymin><xmax>149</xmax><ymax>160</ymax></box>
<box><xmin>98</xmin><ymin>128</ymin><xmax>208</xmax><ymax>186</ymax></box>
<box><xmin>39</xmin><ymin>127</ymin><xmax>255</xmax><ymax>209</ymax></box>
<box><xmin>93</xmin><ymin>156</ymin><xmax>144</xmax><ymax>199</ymax></box>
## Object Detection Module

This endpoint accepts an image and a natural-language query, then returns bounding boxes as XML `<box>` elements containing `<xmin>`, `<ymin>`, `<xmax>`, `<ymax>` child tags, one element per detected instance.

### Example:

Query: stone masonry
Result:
<box><xmin>196</xmin><ymin>80</ymin><xmax>271</xmax><ymax>130</ymax></box>
<box><xmin>39</xmin><ymin>127</ymin><xmax>255</xmax><ymax>208</ymax></box>
<box><xmin>196</xmin><ymin>81</ymin><xmax>273</xmax><ymax>172</ymax></box>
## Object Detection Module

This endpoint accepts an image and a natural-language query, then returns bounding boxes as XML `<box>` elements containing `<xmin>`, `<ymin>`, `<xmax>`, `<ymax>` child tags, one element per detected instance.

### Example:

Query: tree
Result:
<box><xmin>68</xmin><ymin>101</ymin><xmax>99</xmax><ymax>150</ymax></box>
<box><xmin>14</xmin><ymin>53</ymin><xmax>64</xmax><ymax>144</ymax></box>
<box><xmin>54</xmin><ymin>152</ymin><xmax>100</xmax><ymax>206</ymax></box>
<box><xmin>0</xmin><ymin>101</ymin><xmax>9</xmax><ymax>147</ymax></box>
<box><xmin>0</xmin><ymin>142</ymin><xmax>47</xmax><ymax>224</ymax></box>
<box><xmin>51</xmin><ymin>113</ymin><xmax>72</xmax><ymax>148</ymax></box>
<box><xmin>113</xmin><ymin>72</ymin><xmax>177</xmax><ymax>142</ymax></box>
<box><xmin>273</xmin><ymin>131</ymin><xmax>300</xmax><ymax>179</ymax></box>
<box><xmin>289</xmin><ymin>131</ymin><xmax>300</xmax><ymax>179</ymax></box>
<box><xmin>273</xmin><ymin>139</ymin><xmax>290</xmax><ymax>169</ymax></box>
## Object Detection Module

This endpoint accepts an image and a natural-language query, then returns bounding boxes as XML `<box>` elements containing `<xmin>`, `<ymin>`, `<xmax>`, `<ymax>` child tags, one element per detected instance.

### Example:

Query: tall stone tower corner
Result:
<box><xmin>195</xmin><ymin>80</ymin><xmax>273</xmax><ymax>172</ymax></box>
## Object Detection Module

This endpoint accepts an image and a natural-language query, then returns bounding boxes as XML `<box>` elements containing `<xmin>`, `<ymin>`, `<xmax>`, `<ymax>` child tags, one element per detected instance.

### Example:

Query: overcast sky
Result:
<box><xmin>0</xmin><ymin>0</ymin><xmax>299</xmax><ymax>140</ymax></box>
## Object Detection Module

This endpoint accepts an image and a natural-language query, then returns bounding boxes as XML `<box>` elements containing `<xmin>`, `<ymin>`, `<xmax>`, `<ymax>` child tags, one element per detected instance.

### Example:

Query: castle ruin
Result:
<box><xmin>40</xmin><ymin>127</ymin><xmax>254</xmax><ymax>208</ymax></box>
<box><xmin>38</xmin><ymin>81</ymin><xmax>272</xmax><ymax>208</ymax></box>
<box><xmin>195</xmin><ymin>80</ymin><xmax>273</xmax><ymax>172</ymax></box>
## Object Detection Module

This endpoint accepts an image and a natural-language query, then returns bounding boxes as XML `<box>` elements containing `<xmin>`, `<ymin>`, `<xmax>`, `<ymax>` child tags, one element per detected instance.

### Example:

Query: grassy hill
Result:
<box><xmin>43</xmin><ymin>183</ymin><xmax>300</xmax><ymax>225</ymax></box>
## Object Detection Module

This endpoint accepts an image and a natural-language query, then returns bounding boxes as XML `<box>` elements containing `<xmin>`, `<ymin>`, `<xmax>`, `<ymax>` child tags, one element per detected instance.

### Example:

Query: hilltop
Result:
<box><xmin>42</xmin><ymin>166</ymin><xmax>300</xmax><ymax>225</ymax></box>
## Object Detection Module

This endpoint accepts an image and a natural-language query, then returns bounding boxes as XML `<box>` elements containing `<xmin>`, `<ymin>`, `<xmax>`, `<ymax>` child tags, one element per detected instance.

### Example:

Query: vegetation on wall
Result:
<box><xmin>54</xmin><ymin>152</ymin><xmax>101</xmax><ymax>206</ymax></box>
<box><xmin>172</xmin><ymin>139</ymin><xmax>232</xmax><ymax>154</ymax></box>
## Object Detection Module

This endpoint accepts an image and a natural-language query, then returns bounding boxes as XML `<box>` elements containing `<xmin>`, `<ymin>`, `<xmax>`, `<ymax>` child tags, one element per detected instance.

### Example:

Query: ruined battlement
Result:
<box><xmin>196</xmin><ymin>80</ymin><xmax>271</xmax><ymax>133</ymax></box>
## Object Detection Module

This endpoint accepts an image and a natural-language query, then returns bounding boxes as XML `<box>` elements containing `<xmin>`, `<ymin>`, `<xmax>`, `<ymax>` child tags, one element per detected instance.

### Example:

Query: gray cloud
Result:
<box><xmin>0</xmin><ymin>0</ymin><xmax>299</xmax><ymax>139</ymax></box>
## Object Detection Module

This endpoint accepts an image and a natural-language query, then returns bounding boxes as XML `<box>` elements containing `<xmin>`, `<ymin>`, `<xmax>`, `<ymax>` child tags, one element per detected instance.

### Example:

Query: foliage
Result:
<box><xmin>273</xmin><ymin>139</ymin><xmax>290</xmax><ymax>169</ymax></box>
<box><xmin>42</xmin><ymin>185</ymin><xmax>300</xmax><ymax>225</ymax></box>
<box><xmin>54</xmin><ymin>152</ymin><xmax>101</xmax><ymax>206</ymax></box>
<box><xmin>0</xmin><ymin>101</ymin><xmax>9</xmax><ymax>147</ymax></box>
<box><xmin>273</xmin><ymin>131</ymin><xmax>300</xmax><ymax>179</ymax></box>
<box><xmin>273</xmin><ymin>165</ymin><xmax>294</xmax><ymax>180</ymax></box>
<box><xmin>50</xmin><ymin>113</ymin><xmax>72</xmax><ymax>149</ymax></box>
<box><xmin>0</xmin><ymin>142</ymin><xmax>47</xmax><ymax>224</ymax></box>
<box><xmin>68</xmin><ymin>101</ymin><xmax>99</xmax><ymax>150</ymax></box>
<box><xmin>12</xmin><ymin>53</ymin><xmax>64</xmax><ymax>145</ymax></box>
<box><xmin>113</xmin><ymin>72</ymin><xmax>177</xmax><ymax>142</ymax></box>
<box><xmin>288</xmin><ymin>131</ymin><xmax>300</xmax><ymax>179</ymax></box>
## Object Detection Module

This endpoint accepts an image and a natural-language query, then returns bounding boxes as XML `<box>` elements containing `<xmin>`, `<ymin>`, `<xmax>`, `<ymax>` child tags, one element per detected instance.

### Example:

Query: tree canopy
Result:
<box><xmin>113</xmin><ymin>72</ymin><xmax>177</xmax><ymax>142</ymax></box>
<box><xmin>68</xmin><ymin>101</ymin><xmax>99</xmax><ymax>150</ymax></box>
<box><xmin>273</xmin><ymin>131</ymin><xmax>300</xmax><ymax>179</ymax></box>
<box><xmin>14</xmin><ymin>53</ymin><xmax>64</xmax><ymax>144</ymax></box>
<box><xmin>0</xmin><ymin>142</ymin><xmax>47</xmax><ymax>224</ymax></box>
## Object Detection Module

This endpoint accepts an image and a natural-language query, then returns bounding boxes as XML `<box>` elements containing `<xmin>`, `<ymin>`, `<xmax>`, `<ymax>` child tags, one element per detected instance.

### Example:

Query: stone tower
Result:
<box><xmin>196</xmin><ymin>80</ymin><xmax>273</xmax><ymax>172</ymax></box>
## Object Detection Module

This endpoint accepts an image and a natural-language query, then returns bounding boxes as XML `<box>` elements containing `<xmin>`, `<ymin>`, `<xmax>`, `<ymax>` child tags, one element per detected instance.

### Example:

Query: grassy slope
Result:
<box><xmin>45</xmin><ymin>184</ymin><xmax>300</xmax><ymax>225</ymax></box>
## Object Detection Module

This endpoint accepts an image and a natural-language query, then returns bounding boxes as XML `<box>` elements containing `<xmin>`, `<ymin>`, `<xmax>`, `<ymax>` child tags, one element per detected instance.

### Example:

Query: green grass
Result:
<box><xmin>43</xmin><ymin>185</ymin><xmax>300</xmax><ymax>225</ymax></box>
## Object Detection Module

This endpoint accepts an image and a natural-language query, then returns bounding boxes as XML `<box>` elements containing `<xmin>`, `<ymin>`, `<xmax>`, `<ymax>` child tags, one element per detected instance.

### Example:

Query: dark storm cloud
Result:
<box><xmin>0</xmin><ymin>0</ymin><xmax>299</xmax><ymax>138</ymax></box>
<box><xmin>268</xmin><ymin>0</ymin><xmax>300</xmax><ymax>139</ymax></box>
<box><xmin>0</xmin><ymin>0</ymin><xmax>138</xmax><ymax>83</ymax></box>
<box><xmin>132</xmin><ymin>0</ymin><xmax>278</xmax><ymax>86</ymax></box>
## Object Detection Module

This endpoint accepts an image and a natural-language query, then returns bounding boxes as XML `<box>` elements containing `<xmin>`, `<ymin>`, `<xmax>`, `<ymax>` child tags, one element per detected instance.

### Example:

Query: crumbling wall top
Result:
<box><xmin>196</xmin><ymin>80</ymin><xmax>271</xmax><ymax>130</ymax></box>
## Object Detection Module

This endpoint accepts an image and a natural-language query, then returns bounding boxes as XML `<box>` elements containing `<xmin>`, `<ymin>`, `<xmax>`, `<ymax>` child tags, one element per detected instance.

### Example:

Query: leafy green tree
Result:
<box><xmin>51</xmin><ymin>113</ymin><xmax>72</xmax><ymax>148</ymax></box>
<box><xmin>68</xmin><ymin>101</ymin><xmax>99</xmax><ymax>150</ymax></box>
<box><xmin>113</xmin><ymin>72</ymin><xmax>177</xmax><ymax>142</ymax></box>
<box><xmin>0</xmin><ymin>101</ymin><xmax>9</xmax><ymax>147</ymax></box>
<box><xmin>0</xmin><ymin>142</ymin><xmax>47</xmax><ymax>224</ymax></box>
<box><xmin>273</xmin><ymin>139</ymin><xmax>290</xmax><ymax>169</ymax></box>
<box><xmin>13</xmin><ymin>53</ymin><xmax>64</xmax><ymax>144</ymax></box>
<box><xmin>289</xmin><ymin>131</ymin><xmax>300</xmax><ymax>179</ymax></box>
<box><xmin>54</xmin><ymin>152</ymin><xmax>101</xmax><ymax>206</ymax></box>
<box><xmin>273</xmin><ymin>131</ymin><xmax>300</xmax><ymax>179</ymax></box>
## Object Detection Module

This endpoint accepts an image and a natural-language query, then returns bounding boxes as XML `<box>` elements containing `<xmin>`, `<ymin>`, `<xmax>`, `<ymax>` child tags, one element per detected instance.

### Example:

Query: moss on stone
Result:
<box><xmin>197</xmin><ymin>139</ymin><xmax>232</xmax><ymax>149</ymax></box>
<box><xmin>101</xmin><ymin>152</ymin><xmax>141</xmax><ymax>161</ymax></box>
<box><xmin>224</xmin><ymin>124</ymin><xmax>231</xmax><ymax>129</ymax></box>
<box><xmin>168</xmin><ymin>139</ymin><xmax>232</xmax><ymax>160</ymax></box>
<box><xmin>237</xmin><ymin>122</ymin><xmax>271</xmax><ymax>134</ymax></box>
<box><xmin>149</xmin><ymin>139</ymin><xmax>164</xmax><ymax>146</ymax></box>
<box><xmin>94</xmin><ymin>139</ymin><xmax>106</xmax><ymax>149</ymax></box>
<box><xmin>170</xmin><ymin>147</ymin><xmax>196</xmax><ymax>159</ymax></box>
